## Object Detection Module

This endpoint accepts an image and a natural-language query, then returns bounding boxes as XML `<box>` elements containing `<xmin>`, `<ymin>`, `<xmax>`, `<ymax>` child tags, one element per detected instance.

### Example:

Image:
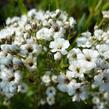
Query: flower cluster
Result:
<box><xmin>0</xmin><ymin>9</ymin><xmax>75</xmax><ymax>104</ymax></box>
<box><xmin>1</xmin><ymin>8</ymin><xmax>109</xmax><ymax>109</ymax></box>
<box><xmin>74</xmin><ymin>25</ymin><xmax>109</xmax><ymax>109</ymax></box>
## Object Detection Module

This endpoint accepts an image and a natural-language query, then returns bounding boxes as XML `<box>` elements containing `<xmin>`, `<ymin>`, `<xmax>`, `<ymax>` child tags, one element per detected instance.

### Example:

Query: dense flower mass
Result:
<box><xmin>1</xmin><ymin>8</ymin><xmax>109</xmax><ymax>109</ymax></box>
<box><xmin>0</xmin><ymin>9</ymin><xmax>75</xmax><ymax>103</ymax></box>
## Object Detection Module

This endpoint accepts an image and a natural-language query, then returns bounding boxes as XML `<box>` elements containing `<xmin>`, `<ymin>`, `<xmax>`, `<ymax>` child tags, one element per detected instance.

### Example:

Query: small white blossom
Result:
<box><xmin>36</xmin><ymin>28</ymin><xmax>53</xmax><ymax>41</ymax></box>
<box><xmin>41</xmin><ymin>74</ymin><xmax>51</xmax><ymax>86</ymax></box>
<box><xmin>102</xmin><ymin>11</ymin><xmax>109</xmax><ymax>19</ymax></box>
<box><xmin>54</xmin><ymin>52</ymin><xmax>62</xmax><ymax>60</ymax></box>
<box><xmin>77</xmin><ymin>32</ymin><xmax>91</xmax><ymax>48</ymax></box>
<box><xmin>49</xmin><ymin>38</ymin><xmax>70</xmax><ymax>55</ymax></box>
<box><xmin>46</xmin><ymin>86</ymin><xmax>56</xmax><ymax>97</ymax></box>
<box><xmin>46</xmin><ymin>96</ymin><xmax>55</xmax><ymax>105</ymax></box>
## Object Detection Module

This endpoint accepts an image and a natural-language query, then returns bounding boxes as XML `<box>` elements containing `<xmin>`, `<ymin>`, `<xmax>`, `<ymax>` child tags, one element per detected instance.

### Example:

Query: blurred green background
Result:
<box><xmin>0</xmin><ymin>0</ymin><xmax>109</xmax><ymax>109</ymax></box>
<box><xmin>0</xmin><ymin>0</ymin><xmax>109</xmax><ymax>32</ymax></box>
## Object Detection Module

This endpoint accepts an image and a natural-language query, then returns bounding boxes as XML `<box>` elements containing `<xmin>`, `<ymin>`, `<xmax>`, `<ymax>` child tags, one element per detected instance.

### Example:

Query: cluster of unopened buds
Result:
<box><xmin>1</xmin><ymin>8</ymin><xmax>109</xmax><ymax>109</ymax></box>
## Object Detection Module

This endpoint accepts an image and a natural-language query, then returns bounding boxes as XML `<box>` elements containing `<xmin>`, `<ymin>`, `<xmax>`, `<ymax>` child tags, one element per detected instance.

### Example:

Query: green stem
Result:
<box><xmin>85</xmin><ymin>13</ymin><xmax>93</xmax><ymax>30</ymax></box>
<box><xmin>7</xmin><ymin>104</ymin><xmax>11</xmax><ymax>109</ymax></box>
<box><xmin>97</xmin><ymin>18</ymin><xmax>104</xmax><ymax>28</ymax></box>
<box><xmin>55</xmin><ymin>0</ymin><xmax>60</xmax><ymax>9</ymax></box>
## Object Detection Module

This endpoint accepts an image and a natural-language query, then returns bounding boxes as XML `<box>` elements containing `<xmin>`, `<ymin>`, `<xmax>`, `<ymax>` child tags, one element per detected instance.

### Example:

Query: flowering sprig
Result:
<box><xmin>0</xmin><ymin>9</ymin><xmax>76</xmax><ymax>106</ymax></box>
<box><xmin>1</xmin><ymin>8</ymin><xmax>109</xmax><ymax>109</ymax></box>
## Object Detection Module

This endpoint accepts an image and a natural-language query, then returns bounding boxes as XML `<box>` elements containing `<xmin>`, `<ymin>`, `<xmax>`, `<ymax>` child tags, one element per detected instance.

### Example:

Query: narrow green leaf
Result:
<box><xmin>77</xmin><ymin>14</ymin><xmax>86</xmax><ymax>32</ymax></box>
<box><xmin>18</xmin><ymin>0</ymin><xmax>27</xmax><ymax>15</ymax></box>
<box><xmin>102</xmin><ymin>2</ymin><xmax>109</xmax><ymax>10</ymax></box>
<box><xmin>95</xmin><ymin>0</ymin><xmax>102</xmax><ymax>11</ymax></box>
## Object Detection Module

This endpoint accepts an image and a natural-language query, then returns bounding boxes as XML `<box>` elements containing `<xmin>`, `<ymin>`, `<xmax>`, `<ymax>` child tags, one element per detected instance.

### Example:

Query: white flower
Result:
<box><xmin>76</xmin><ymin>32</ymin><xmax>91</xmax><ymax>48</ymax></box>
<box><xmin>23</xmin><ymin>56</ymin><xmax>37</xmax><ymax>71</ymax></box>
<box><xmin>55</xmin><ymin>9</ymin><xmax>61</xmax><ymax>17</ymax></box>
<box><xmin>53</xmin><ymin>27</ymin><xmax>65</xmax><ymax>39</ymax></box>
<box><xmin>46</xmin><ymin>86</ymin><xmax>56</xmax><ymax>97</ymax></box>
<box><xmin>94</xmin><ymin>29</ymin><xmax>103</xmax><ymax>41</ymax></box>
<box><xmin>83</xmin><ymin>49</ymin><xmax>99</xmax><ymax>61</ymax></box>
<box><xmin>27</xmin><ymin>9</ymin><xmax>37</xmax><ymax>18</ymax></box>
<box><xmin>18</xmin><ymin>83</ymin><xmax>28</xmax><ymax>93</ymax></box>
<box><xmin>13</xmin><ymin>57</ymin><xmax>23</xmax><ymax>70</ymax></box>
<box><xmin>36</xmin><ymin>28</ymin><xmax>53</xmax><ymax>41</ymax></box>
<box><xmin>1</xmin><ymin>44</ymin><xmax>19</xmax><ymax>53</ymax></box>
<box><xmin>82</xmin><ymin>49</ymin><xmax>99</xmax><ymax>70</ymax></box>
<box><xmin>0</xmin><ymin>68</ymin><xmax>13</xmax><ymax>81</ymax></box>
<box><xmin>41</xmin><ymin>74</ymin><xmax>51</xmax><ymax>86</ymax></box>
<box><xmin>57</xmin><ymin>73</ymin><xmax>68</xmax><ymax>93</ymax></box>
<box><xmin>42</xmin><ymin>20</ymin><xmax>50</xmax><ymax>27</ymax></box>
<box><xmin>14</xmin><ymin>33</ymin><xmax>25</xmax><ymax>45</ymax></box>
<box><xmin>49</xmin><ymin>38</ymin><xmax>70</xmax><ymax>55</ymax></box>
<box><xmin>68</xmin><ymin>60</ymin><xmax>86</xmax><ymax>80</ymax></box>
<box><xmin>96</xmin><ymin>44</ymin><xmax>109</xmax><ymax>59</ymax></box>
<box><xmin>69</xmin><ymin>17</ymin><xmax>76</xmax><ymax>28</ymax></box>
<box><xmin>67</xmin><ymin>48</ymin><xmax>84</xmax><ymax>64</ymax></box>
<box><xmin>25</xmin><ymin>24</ymin><xmax>32</xmax><ymax>31</ymax></box>
<box><xmin>96</xmin><ymin>56</ymin><xmax>109</xmax><ymax>69</ymax></box>
<box><xmin>72</xmin><ymin>85</ymin><xmax>88</xmax><ymax>101</ymax></box>
<box><xmin>35</xmin><ymin>11</ymin><xmax>45</xmax><ymax>21</ymax></box>
<box><xmin>57</xmin><ymin>83</ymin><xmax>67</xmax><ymax>93</ymax></box>
<box><xmin>94</xmin><ymin>74</ymin><xmax>103</xmax><ymax>87</ymax></box>
<box><xmin>0</xmin><ymin>81</ymin><xmax>18</xmax><ymax>98</ymax></box>
<box><xmin>20</xmin><ymin>43</ymin><xmax>41</xmax><ymax>56</ymax></box>
<box><xmin>0</xmin><ymin>51</ymin><xmax>6</xmax><ymax>56</ymax></box>
<box><xmin>59</xmin><ymin>11</ymin><xmax>68</xmax><ymax>22</ymax></box>
<box><xmin>94</xmin><ymin>102</ymin><xmax>106</xmax><ymax>109</ymax></box>
<box><xmin>67</xmin><ymin>80</ymin><xmax>81</xmax><ymax>96</ymax></box>
<box><xmin>19</xmin><ymin>15</ymin><xmax>28</xmax><ymax>27</ymax></box>
<box><xmin>14</xmin><ymin>70</ymin><xmax>22</xmax><ymax>83</ymax></box>
<box><xmin>102</xmin><ymin>10</ymin><xmax>109</xmax><ymax>19</ymax></box>
<box><xmin>0</xmin><ymin>28</ymin><xmax>14</xmax><ymax>40</ymax></box>
<box><xmin>40</xmin><ymin>99</ymin><xmax>46</xmax><ymax>105</ymax></box>
<box><xmin>51</xmin><ymin>75</ymin><xmax>58</xmax><ymax>83</ymax></box>
<box><xmin>6</xmin><ymin>16</ymin><xmax>19</xmax><ymax>26</ymax></box>
<box><xmin>0</xmin><ymin>56</ymin><xmax>13</xmax><ymax>67</ymax></box>
<box><xmin>0</xmin><ymin>68</ymin><xmax>21</xmax><ymax>84</ymax></box>
<box><xmin>92</xmin><ymin>96</ymin><xmax>100</xmax><ymax>104</ymax></box>
<box><xmin>94</xmin><ymin>69</ymin><xmax>109</xmax><ymax>92</ymax></box>
<box><xmin>8</xmin><ymin>82</ymin><xmax>17</xmax><ymax>93</ymax></box>
<box><xmin>46</xmin><ymin>96</ymin><xmax>55</xmax><ymax>105</ymax></box>
<box><xmin>54</xmin><ymin>52</ymin><xmax>62</xmax><ymax>60</ymax></box>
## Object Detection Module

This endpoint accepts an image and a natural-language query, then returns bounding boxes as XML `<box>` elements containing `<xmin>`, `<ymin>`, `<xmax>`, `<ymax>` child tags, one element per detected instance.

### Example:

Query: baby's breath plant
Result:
<box><xmin>1</xmin><ymin>0</ymin><xmax>109</xmax><ymax>109</ymax></box>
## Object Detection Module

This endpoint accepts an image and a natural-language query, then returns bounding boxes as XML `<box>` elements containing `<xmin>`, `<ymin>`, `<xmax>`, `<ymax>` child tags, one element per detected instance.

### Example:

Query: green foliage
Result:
<box><xmin>18</xmin><ymin>0</ymin><xmax>27</xmax><ymax>14</ymax></box>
